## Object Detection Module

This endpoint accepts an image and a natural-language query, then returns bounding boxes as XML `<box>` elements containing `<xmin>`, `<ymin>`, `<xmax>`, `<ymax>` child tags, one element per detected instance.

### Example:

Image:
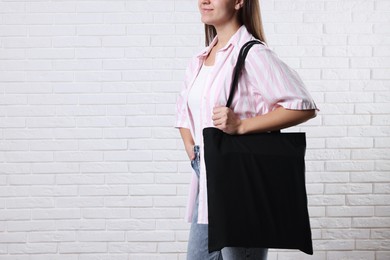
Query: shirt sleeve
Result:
<box><xmin>174</xmin><ymin>60</ymin><xmax>194</xmax><ymax>129</ymax></box>
<box><xmin>245</xmin><ymin>45</ymin><xmax>319</xmax><ymax>111</ymax></box>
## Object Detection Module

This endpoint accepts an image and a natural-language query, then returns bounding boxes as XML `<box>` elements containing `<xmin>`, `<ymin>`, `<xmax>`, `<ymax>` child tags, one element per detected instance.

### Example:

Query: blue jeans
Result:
<box><xmin>187</xmin><ymin>145</ymin><xmax>268</xmax><ymax>260</ymax></box>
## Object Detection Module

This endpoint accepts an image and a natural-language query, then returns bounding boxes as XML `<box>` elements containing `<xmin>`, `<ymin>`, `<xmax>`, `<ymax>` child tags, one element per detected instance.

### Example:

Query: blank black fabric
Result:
<box><xmin>203</xmin><ymin>40</ymin><xmax>313</xmax><ymax>255</ymax></box>
<box><xmin>203</xmin><ymin>129</ymin><xmax>313</xmax><ymax>254</ymax></box>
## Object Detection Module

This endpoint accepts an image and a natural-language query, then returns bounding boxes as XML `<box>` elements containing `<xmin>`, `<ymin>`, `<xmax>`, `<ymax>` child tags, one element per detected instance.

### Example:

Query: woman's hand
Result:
<box><xmin>212</xmin><ymin>106</ymin><xmax>242</xmax><ymax>134</ymax></box>
<box><xmin>179</xmin><ymin>128</ymin><xmax>195</xmax><ymax>160</ymax></box>
<box><xmin>212</xmin><ymin>106</ymin><xmax>317</xmax><ymax>135</ymax></box>
<box><xmin>185</xmin><ymin>143</ymin><xmax>195</xmax><ymax>161</ymax></box>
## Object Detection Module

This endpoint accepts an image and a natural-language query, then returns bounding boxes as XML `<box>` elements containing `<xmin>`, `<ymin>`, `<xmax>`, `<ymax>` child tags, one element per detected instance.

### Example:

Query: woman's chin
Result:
<box><xmin>200</xmin><ymin>18</ymin><xmax>214</xmax><ymax>26</ymax></box>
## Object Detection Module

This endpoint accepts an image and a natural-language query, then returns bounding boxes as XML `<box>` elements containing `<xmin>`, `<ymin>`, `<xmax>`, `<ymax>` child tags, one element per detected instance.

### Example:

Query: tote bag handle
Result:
<box><xmin>226</xmin><ymin>40</ymin><xmax>263</xmax><ymax>108</ymax></box>
<box><xmin>226</xmin><ymin>40</ymin><xmax>280</xmax><ymax>133</ymax></box>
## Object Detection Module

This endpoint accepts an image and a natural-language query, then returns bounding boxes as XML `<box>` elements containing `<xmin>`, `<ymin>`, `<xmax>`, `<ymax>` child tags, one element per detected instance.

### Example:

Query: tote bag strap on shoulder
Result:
<box><xmin>226</xmin><ymin>40</ymin><xmax>280</xmax><ymax>133</ymax></box>
<box><xmin>226</xmin><ymin>40</ymin><xmax>263</xmax><ymax>108</ymax></box>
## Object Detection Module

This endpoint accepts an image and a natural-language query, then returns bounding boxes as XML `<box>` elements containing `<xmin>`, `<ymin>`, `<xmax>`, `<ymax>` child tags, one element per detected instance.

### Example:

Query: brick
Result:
<box><xmin>104</xmin><ymin>151</ymin><xmax>152</xmax><ymax>161</ymax></box>
<box><xmin>54</xmin><ymin>151</ymin><xmax>103</xmax><ymax>162</ymax></box>
<box><xmin>0</xmin><ymin>209</ymin><xmax>30</xmax><ymax>220</ymax></box>
<box><xmin>54</xmin><ymin>13</ymin><xmax>103</xmax><ymax>25</ymax></box>
<box><xmin>127</xmin><ymin>139</ymin><xmax>176</xmax><ymax>150</ymax></box>
<box><xmin>304</xmin><ymin>13</ymin><xmax>351</xmax><ymax>23</ymax></box>
<box><xmin>26</xmin><ymin>118</ymin><xmax>76</xmax><ymax>128</ymax></box>
<box><xmin>322</xmin><ymin>69</ymin><xmax>370</xmax><ymax>80</ymax></box>
<box><xmin>299</xmin><ymin>35</ymin><xmax>347</xmax><ymax>45</ymax></box>
<box><xmin>77</xmin><ymin>231</ymin><xmax>125</xmax><ymax>242</ymax></box>
<box><xmin>327</xmin><ymin>206</ymin><xmax>374</xmax><ymax>217</ymax></box>
<box><xmin>131</xmin><ymin>208</ymin><xmax>180</xmax><ymax>219</ymax></box>
<box><xmin>107</xmin><ymin>11</ymin><xmax>153</xmax><ymax>23</ymax></box>
<box><xmin>54</xmin><ymin>60</ymin><xmax>102</xmax><ymax>71</ymax></box>
<box><xmin>29</xmin><ymin>26</ymin><xmax>76</xmax><ymax>36</ymax></box>
<box><xmin>0</xmin><ymin>60</ymin><xmax>52</xmax><ymax>71</ymax></box>
<box><xmin>105</xmin><ymin>173</ymin><xmax>154</xmax><ymax>184</ymax></box>
<box><xmin>351</xmin><ymin>172</ymin><xmax>390</xmax><ymax>183</ymax></box>
<box><xmin>8</xmin><ymin>243</ymin><xmax>57</xmax><ymax>254</ymax></box>
<box><xmin>75</xmin><ymin>48</ymin><xmax>124</xmax><ymax>59</ymax></box>
<box><xmin>0</xmin><ymin>71</ymin><xmax>25</xmax><ymax>82</ymax></box>
<box><xmin>31</xmin><ymin>162</ymin><xmax>79</xmax><ymax>174</ymax></box>
<box><xmin>77</xmin><ymin>25</ymin><xmax>126</xmax><ymax>36</ymax></box>
<box><xmin>59</xmin><ymin>242</ymin><xmax>107</xmax><ymax>253</ymax></box>
<box><xmin>130</xmin><ymin>185</ymin><xmax>176</xmax><ymax>196</ymax></box>
<box><xmin>325</xmin><ymin>23</ymin><xmax>373</xmax><ymax>34</ymax></box>
<box><xmin>106</xmin><ymin>220</ymin><xmax>155</xmax><ymax>231</ymax></box>
<box><xmin>324</xmin><ymin>115</ymin><xmax>371</xmax><ymax>126</ymax></box>
<box><xmin>56</xmin><ymin>198</ymin><xmax>104</xmax><ymax>208</ymax></box>
<box><xmin>314</xmin><ymin>240</ymin><xmax>355</xmax><ymax>250</ymax></box>
<box><xmin>3</xmin><ymin>37</ymin><xmax>52</xmax><ymax>48</ymax></box>
<box><xmin>0</xmin><ymin>232</ymin><xmax>26</xmax><ymax>243</ymax></box>
<box><xmin>76</xmin><ymin>2</ymin><xmax>125</xmax><ymax>12</ymax></box>
<box><xmin>274</xmin><ymin>2</ymin><xmax>324</xmax><ymax>11</ymax></box>
<box><xmin>29</xmin><ymin>180</ymin><xmax>78</xmax><ymax>197</ymax></box>
<box><xmin>78</xmin><ymin>139</ymin><xmax>127</xmax><ymax>150</ymax></box>
<box><xmin>373</xmin><ymin>115</ymin><xmax>390</xmax><ymax>126</ymax></box>
<box><xmin>79</xmin><ymin>255</ymin><xmax>127</xmax><ymax>260</ymax></box>
<box><xmin>347</xmin><ymin>195</ymin><xmax>390</xmax><ymax>205</ymax></box>
<box><xmin>82</xmin><ymin>208</ymin><xmax>130</xmax><ymax>219</ymax></box>
<box><xmin>377</xmin><ymin>252</ymin><xmax>390</xmax><ymax>260</ymax></box>
<box><xmin>325</xmin><ymin>183</ymin><xmax>373</xmax><ymax>194</ymax></box>
<box><xmin>356</xmin><ymin>239</ymin><xmax>390</xmax><ymax>250</ymax></box>
<box><xmin>375</xmin><ymin>160</ymin><xmax>390</xmax><ymax>171</ymax></box>
<box><xmin>322</xmin><ymin>229</ymin><xmax>370</xmax><ymax>239</ymax></box>
<box><xmin>376</xmin><ymin>206</ymin><xmax>390</xmax><ymax>216</ymax></box>
<box><xmin>8</xmin><ymin>174</ymin><xmax>54</xmax><ymax>185</ymax></box>
<box><xmin>374</xmin><ymin>184</ymin><xmax>390</xmax><ymax>194</ymax></box>
<box><xmin>108</xmin><ymin>242</ymin><xmax>157</xmax><ymax>253</ymax></box>
<box><xmin>106</xmin><ymin>105</ymin><xmax>155</xmax><ymax>116</ymax></box>
<box><xmin>52</xmin><ymin>37</ymin><xmax>101</xmax><ymax>48</ymax></box>
<box><xmin>327</xmin><ymin>251</ymin><xmax>374</xmax><ymax>260</ymax></box>
<box><xmin>127</xmin><ymin>231</ymin><xmax>174</xmax><ymax>242</ymax></box>
<box><xmin>0</xmin><ymin>2</ymin><xmax>25</xmax><ymax>13</ymax></box>
<box><xmin>7</xmin><ymin>221</ymin><xmax>56</xmax><ymax>232</ymax></box>
<box><xmin>56</xmin><ymin>220</ymin><xmax>105</xmax><ymax>231</ymax></box>
<box><xmin>26</xmin><ymin>2</ymin><xmax>75</xmax><ymax>12</ymax></box>
<box><xmin>352</xmin><ymin>149</ymin><xmax>390</xmax><ymax>160</ymax></box>
<box><xmin>79</xmin><ymin>162</ymin><xmax>128</xmax><ymax>173</ymax></box>
<box><xmin>302</xmin><ymin>57</ymin><xmax>349</xmax><ymax>68</ymax></box>
<box><xmin>26</xmin><ymin>47</ymin><xmax>75</xmax><ymax>59</ymax></box>
<box><xmin>308</xmin><ymin>195</ymin><xmax>345</xmax><ymax>206</ymax></box>
<box><xmin>372</xmin><ymin>69</ymin><xmax>390</xmax><ymax>79</ymax></box>
<box><xmin>0</xmin><ymin>25</ymin><xmax>27</xmax><ymax>37</ymax></box>
<box><xmin>3</xmin><ymin>14</ymin><xmax>54</xmax><ymax>25</ymax></box>
<box><xmin>349</xmin><ymin>126</ymin><xmax>390</xmax><ymax>137</ymax></box>
<box><xmin>79</xmin><ymin>185</ymin><xmax>128</xmax><ymax>196</ymax></box>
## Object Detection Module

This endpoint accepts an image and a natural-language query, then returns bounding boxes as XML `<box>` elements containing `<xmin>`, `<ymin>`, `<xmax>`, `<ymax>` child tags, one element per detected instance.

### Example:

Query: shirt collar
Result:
<box><xmin>195</xmin><ymin>25</ymin><xmax>250</xmax><ymax>59</ymax></box>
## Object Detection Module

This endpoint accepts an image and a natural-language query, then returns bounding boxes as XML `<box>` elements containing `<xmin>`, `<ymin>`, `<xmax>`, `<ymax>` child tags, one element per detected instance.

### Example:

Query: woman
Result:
<box><xmin>175</xmin><ymin>0</ymin><xmax>318</xmax><ymax>259</ymax></box>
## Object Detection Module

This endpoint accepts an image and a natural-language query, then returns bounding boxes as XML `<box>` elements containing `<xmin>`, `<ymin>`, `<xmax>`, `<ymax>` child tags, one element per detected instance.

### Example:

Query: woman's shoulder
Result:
<box><xmin>242</xmin><ymin>39</ymin><xmax>275</xmax><ymax>63</ymax></box>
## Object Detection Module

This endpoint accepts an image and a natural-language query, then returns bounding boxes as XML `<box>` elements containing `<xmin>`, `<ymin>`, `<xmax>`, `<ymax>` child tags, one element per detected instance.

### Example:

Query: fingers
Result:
<box><xmin>212</xmin><ymin>106</ymin><xmax>241</xmax><ymax>134</ymax></box>
<box><xmin>185</xmin><ymin>144</ymin><xmax>195</xmax><ymax>160</ymax></box>
<box><xmin>212</xmin><ymin>106</ymin><xmax>229</xmax><ymax>125</ymax></box>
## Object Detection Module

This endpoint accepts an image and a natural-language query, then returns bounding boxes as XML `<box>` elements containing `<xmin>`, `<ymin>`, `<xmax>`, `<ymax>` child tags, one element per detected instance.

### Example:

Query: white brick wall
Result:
<box><xmin>0</xmin><ymin>0</ymin><xmax>389</xmax><ymax>259</ymax></box>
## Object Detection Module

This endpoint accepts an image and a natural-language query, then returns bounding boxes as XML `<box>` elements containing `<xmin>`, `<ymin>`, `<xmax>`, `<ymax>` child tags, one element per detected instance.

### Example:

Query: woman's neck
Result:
<box><xmin>213</xmin><ymin>22</ymin><xmax>242</xmax><ymax>50</ymax></box>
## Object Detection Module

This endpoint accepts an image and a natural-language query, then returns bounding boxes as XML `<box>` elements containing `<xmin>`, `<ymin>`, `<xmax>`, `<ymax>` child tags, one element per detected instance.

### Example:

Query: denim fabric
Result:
<box><xmin>188</xmin><ymin>145</ymin><xmax>221</xmax><ymax>260</ymax></box>
<box><xmin>190</xmin><ymin>145</ymin><xmax>200</xmax><ymax>178</ymax></box>
<box><xmin>187</xmin><ymin>145</ymin><xmax>268</xmax><ymax>260</ymax></box>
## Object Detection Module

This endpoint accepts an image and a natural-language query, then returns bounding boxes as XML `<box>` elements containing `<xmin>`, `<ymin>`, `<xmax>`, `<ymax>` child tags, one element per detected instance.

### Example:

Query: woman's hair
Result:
<box><xmin>204</xmin><ymin>0</ymin><xmax>266</xmax><ymax>46</ymax></box>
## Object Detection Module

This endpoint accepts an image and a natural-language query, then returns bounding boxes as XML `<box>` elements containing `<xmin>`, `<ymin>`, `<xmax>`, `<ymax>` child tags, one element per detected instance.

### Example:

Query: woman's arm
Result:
<box><xmin>179</xmin><ymin>127</ymin><xmax>195</xmax><ymax>160</ymax></box>
<box><xmin>212</xmin><ymin>106</ymin><xmax>316</xmax><ymax>135</ymax></box>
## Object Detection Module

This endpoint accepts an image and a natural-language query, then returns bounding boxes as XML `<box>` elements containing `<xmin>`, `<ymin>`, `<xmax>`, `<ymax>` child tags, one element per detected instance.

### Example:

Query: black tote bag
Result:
<box><xmin>203</xmin><ymin>40</ymin><xmax>313</xmax><ymax>255</ymax></box>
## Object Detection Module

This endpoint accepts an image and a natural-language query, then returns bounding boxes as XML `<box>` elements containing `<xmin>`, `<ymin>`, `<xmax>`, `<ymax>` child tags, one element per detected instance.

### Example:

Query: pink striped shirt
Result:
<box><xmin>175</xmin><ymin>25</ymin><xmax>318</xmax><ymax>224</ymax></box>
